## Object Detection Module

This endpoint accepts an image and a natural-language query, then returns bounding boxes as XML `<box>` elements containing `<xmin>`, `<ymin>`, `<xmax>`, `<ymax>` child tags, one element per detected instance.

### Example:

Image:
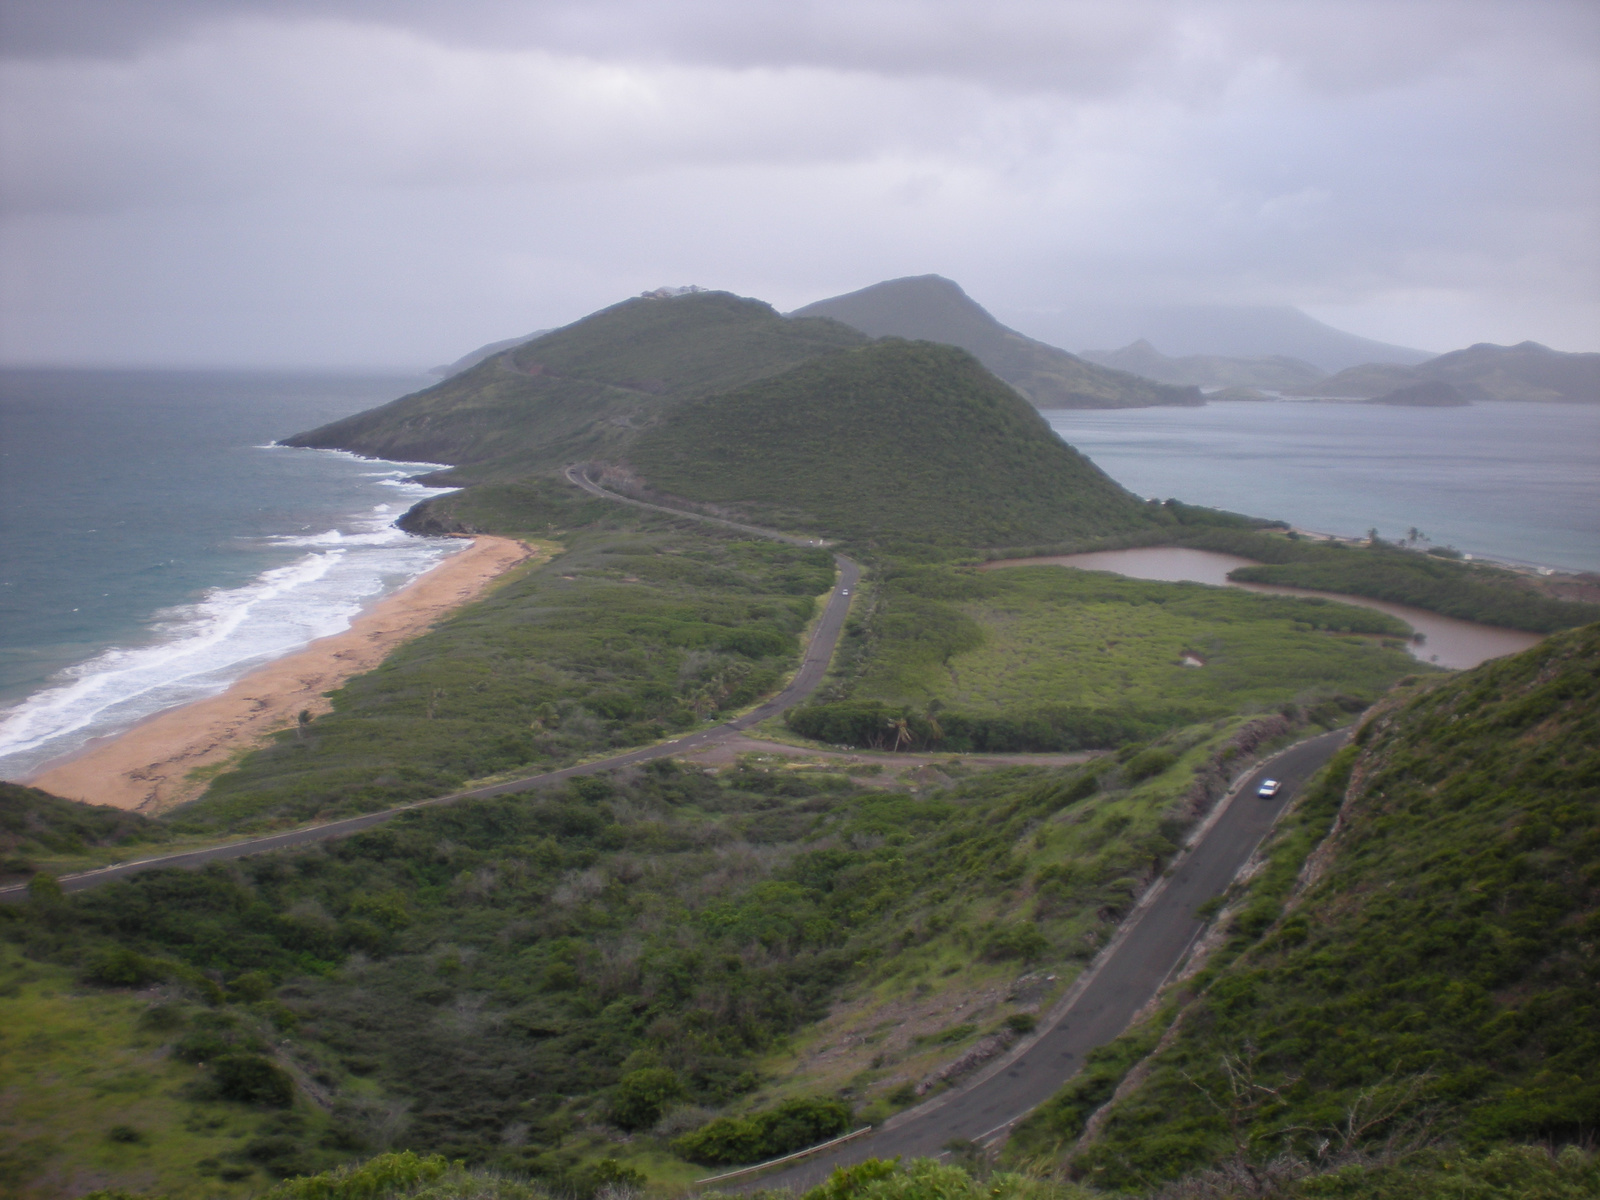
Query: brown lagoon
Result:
<box><xmin>987</xmin><ymin>546</ymin><xmax>1542</xmax><ymax>671</ymax></box>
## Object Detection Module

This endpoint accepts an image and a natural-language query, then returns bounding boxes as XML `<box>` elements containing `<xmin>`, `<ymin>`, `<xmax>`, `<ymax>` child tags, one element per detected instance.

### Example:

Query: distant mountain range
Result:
<box><xmin>291</xmin><ymin>287</ymin><xmax>1164</xmax><ymax>549</ymax></box>
<box><xmin>423</xmin><ymin>280</ymin><xmax>1597</xmax><ymax>415</ymax></box>
<box><xmin>1294</xmin><ymin>340</ymin><xmax>1600</xmax><ymax>403</ymax></box>
<box><xmin>1008</xmin><ymin>302</ymin><xmax>1434</xmax><ymax>373</ymax></box>
<box><xmin>1079</xmin><ymin>339</ymin><xmax>1328</xmax><ymax>392</ymax></box>
<box><xmin>789</xmin><ymin>276</ymin><xmax>1201</xmax><ymax>410</ymax></box>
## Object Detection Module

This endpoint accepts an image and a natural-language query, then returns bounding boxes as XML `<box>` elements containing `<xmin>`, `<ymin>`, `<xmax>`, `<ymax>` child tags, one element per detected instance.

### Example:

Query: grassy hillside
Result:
<box><xmin>791</xmin><ymin>276</ymin><xmax>1201</xmax><ymax>409</ymax></box>
<box><xmin>627</xmin><ymin>340</ymin><xmax>1157</xmax><ymax>549</ymax></box>
<box><xmin>282</xmin><ymin>291</ymin><xmax>865</xmax><ymax>475</ymax></box>
<box><xmin>1008</xmin><ymin>623</ymin><xmax>1600</xmax><ymax>1192</ymax></box>
<box><xmin>166</xmin><ymin>489</ymin><xmax>835</xmax><ymax>836</ymax></box>
<box><xmin>1</xmin><ymin>783</ymin><xmax>166</xmax><ymax>885</ymax></box>
<box><xmin>1</xmin><ymin>712</ymin><xmax>1326</xmax><ymax>1194</ymax></box>
<box><xmin>1295</xmin><ymin>339</ymin><xmax>1600</xmax><ymax>402</ymax></box>
<box><xmin>786</xmin><ymin>563</ymin><xmax>1416</xmax><ymax>753</ymax></box>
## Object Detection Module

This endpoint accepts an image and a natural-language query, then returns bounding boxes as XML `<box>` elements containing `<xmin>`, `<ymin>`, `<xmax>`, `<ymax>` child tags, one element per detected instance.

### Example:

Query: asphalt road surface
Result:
<box><xmin>0</xmin><ymin>470</ymin><xmax>1348</xmax><ymax>1188</ymax></box>
<box><xmin>748</xmin><ymin>727</ymin><xmax>1350</xmax><ymax>1192</ymax></box>
<box><xmin>0</xmin><ymin>472</ymin><xmax>858</xmax><ymax>902</ymax></box>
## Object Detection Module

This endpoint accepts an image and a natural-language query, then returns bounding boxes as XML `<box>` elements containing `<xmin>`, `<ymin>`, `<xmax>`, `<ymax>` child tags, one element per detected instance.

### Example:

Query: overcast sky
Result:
<box><xmin>1</xmin><ymin>0</ymin><xmax>1595</xmax><ymax>368</ymax></box>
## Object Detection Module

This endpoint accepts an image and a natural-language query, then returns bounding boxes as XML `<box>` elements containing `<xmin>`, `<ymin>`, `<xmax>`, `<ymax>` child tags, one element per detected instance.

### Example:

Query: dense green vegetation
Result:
<box><xmin>790</xmin><ymin>274</ymin><xmax>1200</xmax><ymax>410</ymax></box>
<box><xmin>1</xmin><ymin>782</ymin><xmax>165</xmax><ymax>884</ymax></box>
<box><xmin>789</xmin><ymin>562</ymin><xmax>1416</xmax><ymax>752</ymax></box>
<box><xmin>629</xmin><ymin>340</ymin><xmax>1156</xmax><ymax>549</ymax></box>
<box><xmin>170</xmin><ymin>492</ymin><xmax>834</xmax><ymax>836</ymax></box>
<box><xmin>14</xmin><ymin>282</ymin><xmax>1596</xmax><ymax>1200</ymax></box>
<box><xmin>0</xmin><ymin>944</ymin><xmax>334</xmax><ymax>1198</ymax></box>
<box><xmin>1009</xmin><ymin>623</ymin><xmax>1600</xmax><ymax>1190</ymax></box>
<box><xmin>284</xmin><ymin>292</ymin><xmax>865</xmax><ymax>476</ymax></box>
<box><xmin>3</xmin><ymin>709</ymin><xmax>1316</xmax><ymax>1193</ymax></box>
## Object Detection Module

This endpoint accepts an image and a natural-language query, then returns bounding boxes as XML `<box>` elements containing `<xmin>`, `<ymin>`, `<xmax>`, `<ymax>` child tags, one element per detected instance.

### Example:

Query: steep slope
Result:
<box><xmin>1024</xmin><ymin>302</ymin><xmax>1433</xmax><ymax>372</ymax></box>
<box><xmin>1296</xmin><ymin>340</ymin><xmax>1600</xmax><ymax>402</ymax></box>
<box><xmin>283</xmin><ymin>291</ymin><xmax>866</xmax><ymax>476</ymax></box>
<box><xmin>429</xmin><ymin>329</ymin><xmax>551</xmax><ymax>378</ymax></box>
<box><xmin>1014</xmin><ymin>623</ymin><xmax>1600</xmax><ymax>1190</ymax></box>
<box><xmin>1080</xmin><ymin>339</ymin><xmax>1327</xmax><ymax>391</ymax></box>
<box><xmin>626</xmin><ymin>339</ymin><xmax>1156</xmax><ymax>547</ymax></box>
<box><xmin>790</xmin><ymin>276</ymin><xmax>1201</xmax><ymax>409</ymax></box>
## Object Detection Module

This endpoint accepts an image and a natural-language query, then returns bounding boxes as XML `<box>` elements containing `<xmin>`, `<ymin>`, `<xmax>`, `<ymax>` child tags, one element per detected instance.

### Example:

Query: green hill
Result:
<box><xmin>626</xmin><ymin>339</ymin><xmax>1158</xmax><ymax>548</ymax></box>
<box><xmin>283</xmin><ymin>290</ymin><xmax>865</xmax><ymax>476</ymax></box>
<box><xmin>1295</xmin><ymin>339</ymin><xmax>1600</xmax><ymax>402</ymax></box>
<box><xmin>1011</xmin><ymin>622</ymin><xmax>1600</xmax><ymax>1192</ymax></box>
<box><xmin>1080</xmin><ymin>338</ymin><xmax>1328</xmax><ymax>392</ymax></box>
<box><xmin>791</xmin><ymin>276</ymin><xmax>1202</xmax><ymax>409</ymax></box>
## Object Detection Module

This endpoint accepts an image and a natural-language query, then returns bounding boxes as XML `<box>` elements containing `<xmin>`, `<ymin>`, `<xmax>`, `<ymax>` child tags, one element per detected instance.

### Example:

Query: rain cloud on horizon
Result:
<box><xmin>1</xmin><ymin>0</ymin><xmax>1596</xmax><ymax>368</ymax></box>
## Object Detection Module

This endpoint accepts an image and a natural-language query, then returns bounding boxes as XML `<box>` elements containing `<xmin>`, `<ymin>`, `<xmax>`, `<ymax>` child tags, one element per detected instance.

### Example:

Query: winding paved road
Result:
<box><xmin>746</xmin><ymin>728</ymin><xmax>1348</xmax><ymax>1190</ymax></box>
<box><xmin>0</xmin><ymin>470</ymin><xmax>857</xmax><ymax>902</ymax></box>
<box><xmin>0</xmin><ymin>470</ymin><xmax>1350</xmax><ymax>1189</ymax></box>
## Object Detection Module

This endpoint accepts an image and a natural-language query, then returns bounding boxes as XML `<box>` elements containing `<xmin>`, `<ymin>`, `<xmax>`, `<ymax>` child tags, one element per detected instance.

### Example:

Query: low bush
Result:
<box><xmin>212</xmin><ymin>1054</ymin><xmax>295</xmax><ymax>1107</ymax></box>
<box><xmin>675</xmin><ymin>1096</ymin><xmax>853</xmax><ymax>1165</ymax></box>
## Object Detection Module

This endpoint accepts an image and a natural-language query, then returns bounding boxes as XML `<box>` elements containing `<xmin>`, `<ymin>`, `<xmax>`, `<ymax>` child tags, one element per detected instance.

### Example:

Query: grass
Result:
<box><xmin>0</xmin><ymin>944</ymin><xmax>342</xmax><ymax>1198</ymax></box>
<box><xmin>741</xmin><ymin>713</ymin><xmax>1317</xmax><ymax>1123</ymax></box>
<box><xmin>787</xmin><ymin>564</ymin><xmax>1419</xmax><ymax>754</ymax></box>
<box><xmin>2</xmin><ymin>705</ymin><xmax>1323</xmax><ymax>1191</ymax></box>
<box><xmin>868</xmin><ymin>567</ymin><xmax>1415</xmax><ymax>713</ymax></box>
<box><xmin>627</xmin><ymin>339</ymin><xmax>1156</xmax><ymax>550</ymax></box>
<box><xmin>1008</xmin><ymin>623</ymin><xmax>1600</xmax><ymax>1189</ymax></box>
<box><xmin>168</xmin><ymin>488</ymin><xmax>836</xmax><ymax>836</ymax></box>
<box><xmin>1</xmin><ymin>783</ymin><xmax>168</xmax><ymax>886</ymax></box>
<box><xmin>284</xmin><ymin>291</ymin><xmax>866</xmax><ymax>477</ymax></box>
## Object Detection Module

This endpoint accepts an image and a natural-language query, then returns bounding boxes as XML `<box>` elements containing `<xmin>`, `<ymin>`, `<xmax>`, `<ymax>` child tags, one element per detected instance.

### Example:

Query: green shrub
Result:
<box><xmin>982</xmin><ymin>924</ymin><xmax>1048</xmax><ymax>963</ymax></box>
<box><xmin>81</xmin><ymin>945</ymin><xmax>165</xmax><ymax>987</ymax></box>
<box><xmin>676</xmin><ymin>1096</ymin><xmax>853</xmax><ymax>1165</ymax></box>
<box><xmin>608</xmin><ymin>1066</ymin><xmax>686</xmax><ymax>1130</ymax></box>
<box><xmin>212</xmin><ymin>1054</ymin><xmax>295</xmax><ymax>1107</ymax></box>
<box><xmin>266</xmin><ymin>1150</ymin><xmax>451</xmax><ymax>1199</ymax></box>
<box><xmin>802</xmin><ymin>1158</ymin><xmax>1079</xmax><ymax>1200</ymax></box>
<box><xmin>1123</xmin><ymin>748</ymin><xmax>1177</xmax><ymax>781</ymax></box>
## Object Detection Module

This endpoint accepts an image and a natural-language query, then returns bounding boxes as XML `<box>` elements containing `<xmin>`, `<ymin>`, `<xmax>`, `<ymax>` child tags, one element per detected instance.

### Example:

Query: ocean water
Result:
<box><xmin>1046</xmin><ymin>401</ymin><xmax>1600</xmax><ymax>573</ymax></box>
<box><xmin>0</xmin><ymin>368</ymin><xmax>460</xmax><ymax>780</ymax></box>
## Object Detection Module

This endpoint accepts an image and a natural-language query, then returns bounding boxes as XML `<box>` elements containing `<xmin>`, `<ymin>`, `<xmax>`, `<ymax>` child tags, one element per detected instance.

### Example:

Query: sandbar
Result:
<box><xmin>26</xmin><ymin>535</ymin><xmax>543</xmax><ymax>814</ymax></box>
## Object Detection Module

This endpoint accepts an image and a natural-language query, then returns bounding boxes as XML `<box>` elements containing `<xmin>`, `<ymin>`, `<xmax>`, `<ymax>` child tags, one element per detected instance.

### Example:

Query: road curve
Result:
<box><xmin>749</xmin><ymin>728</ymin><xmax>1350</xmax><ymax>1192</ymax></box>
<box><xmin>0</xmin><ymin>473</ymin><xmax>858</xmax><ymax>902</ymax></box>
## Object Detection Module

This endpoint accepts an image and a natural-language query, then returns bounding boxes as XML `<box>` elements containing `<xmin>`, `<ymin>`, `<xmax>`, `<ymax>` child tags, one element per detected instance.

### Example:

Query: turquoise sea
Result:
<box><xmin>0</xmin><ymin>368</ymin><xmax>454</xmax><ymax>780</ymax></box>
<box><xmin>2</xmin><ymin>375</ymin><xmax>1595</xmax><ymax>786</ymax></box>
<box><xmin>1046</xmin><ymin>401</ymin><xmax>1600</xmax><ymax>574</ymax></box>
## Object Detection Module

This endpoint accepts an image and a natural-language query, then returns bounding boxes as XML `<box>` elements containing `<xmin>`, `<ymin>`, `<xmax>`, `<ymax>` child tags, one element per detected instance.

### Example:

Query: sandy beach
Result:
<box><xmin>26</xmin><ymin>535</ymin><xmax>543</xmax><ymax>814</ymax></box>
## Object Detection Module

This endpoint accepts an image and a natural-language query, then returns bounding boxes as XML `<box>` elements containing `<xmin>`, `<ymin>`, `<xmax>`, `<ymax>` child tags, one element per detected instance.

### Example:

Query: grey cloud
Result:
<box><xmin>8</xmin><ymin>1</ymin><xmax>1593</xmax><ymax>96</ymax></box>
<box><xmin>0</xmin><ymin>0</ymin><xmax>1593</xmax><ymax>364</ymax></box>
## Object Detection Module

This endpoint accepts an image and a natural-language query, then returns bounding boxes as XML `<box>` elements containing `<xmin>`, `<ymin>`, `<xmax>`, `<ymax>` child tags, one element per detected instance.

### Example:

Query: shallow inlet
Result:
<box><xmin>985</xmin><ymin>547</ymin><xmax>1542</xmax><ymax>671</ymax></box>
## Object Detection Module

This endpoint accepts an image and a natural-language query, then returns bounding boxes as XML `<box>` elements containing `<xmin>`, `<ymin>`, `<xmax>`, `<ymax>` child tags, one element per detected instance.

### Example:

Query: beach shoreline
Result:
<box><xmin>24</xmin><ymin>535</ymin><xmax>544</xmax><ymax>814</ymax></box>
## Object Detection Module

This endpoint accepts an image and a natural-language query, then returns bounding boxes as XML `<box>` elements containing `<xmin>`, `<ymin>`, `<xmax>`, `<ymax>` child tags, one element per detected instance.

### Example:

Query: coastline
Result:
<box><xmin>24</xmin><ymin>535</ymin><xmax>543</xmax><ymax>814</ymax></box>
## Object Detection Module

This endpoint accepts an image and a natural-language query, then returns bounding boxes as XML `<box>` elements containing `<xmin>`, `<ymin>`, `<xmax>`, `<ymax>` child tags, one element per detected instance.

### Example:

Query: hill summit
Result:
<box><xmin>1295</xmin><ymin>339</ymin><xmax>1600</xmax><ymax>402</ymax></box>
<box><xmin>625</xmin><ymin>338</ymin><xmax>1155</xmax><ymax>547</ymax></box>
<box><xmin>284</xmin><ymin>290</ymin><xmax>866</xmax><ymax>476</ymax></box>
<box><xmin>791</xmin><ymin>276</ymin><xmax>1201</xmax><ymax>410</ymax></box>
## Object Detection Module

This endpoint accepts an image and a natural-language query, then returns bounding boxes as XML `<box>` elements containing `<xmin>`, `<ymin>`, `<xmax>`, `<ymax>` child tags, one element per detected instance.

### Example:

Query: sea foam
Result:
<box><xmin>0</xmin><ymin>457</ymin><xmax>462</xmax><ymax>781</ymax></box>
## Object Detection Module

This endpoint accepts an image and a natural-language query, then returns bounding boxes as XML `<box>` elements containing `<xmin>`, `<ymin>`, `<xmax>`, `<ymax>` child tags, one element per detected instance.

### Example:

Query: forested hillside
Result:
<box><xmin>284</xmin><ymin>291</ymin><xmax>865</xmax><ymax>475</ymax></box>
<box><xmin>790</xmin><ymin>275</ymin><xmax>1201</xmax><ymax>409</ymax></box>
<box><xmin>627</xmin><ymin>340</ymin><xmax>1156</xmax><ymax>549</ymax></box>
<box><xmin>1007</xmin><ymin>622</ymin><xmax>1600</xmax><ymax>1195</ymax></box>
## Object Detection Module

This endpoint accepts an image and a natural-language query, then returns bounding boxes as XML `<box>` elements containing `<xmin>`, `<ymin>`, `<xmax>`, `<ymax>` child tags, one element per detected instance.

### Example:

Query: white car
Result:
<box><xmin>1257</xmin><ymin>779</ymin><xmax>1282</xmax><ymax>798</ymax></box>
